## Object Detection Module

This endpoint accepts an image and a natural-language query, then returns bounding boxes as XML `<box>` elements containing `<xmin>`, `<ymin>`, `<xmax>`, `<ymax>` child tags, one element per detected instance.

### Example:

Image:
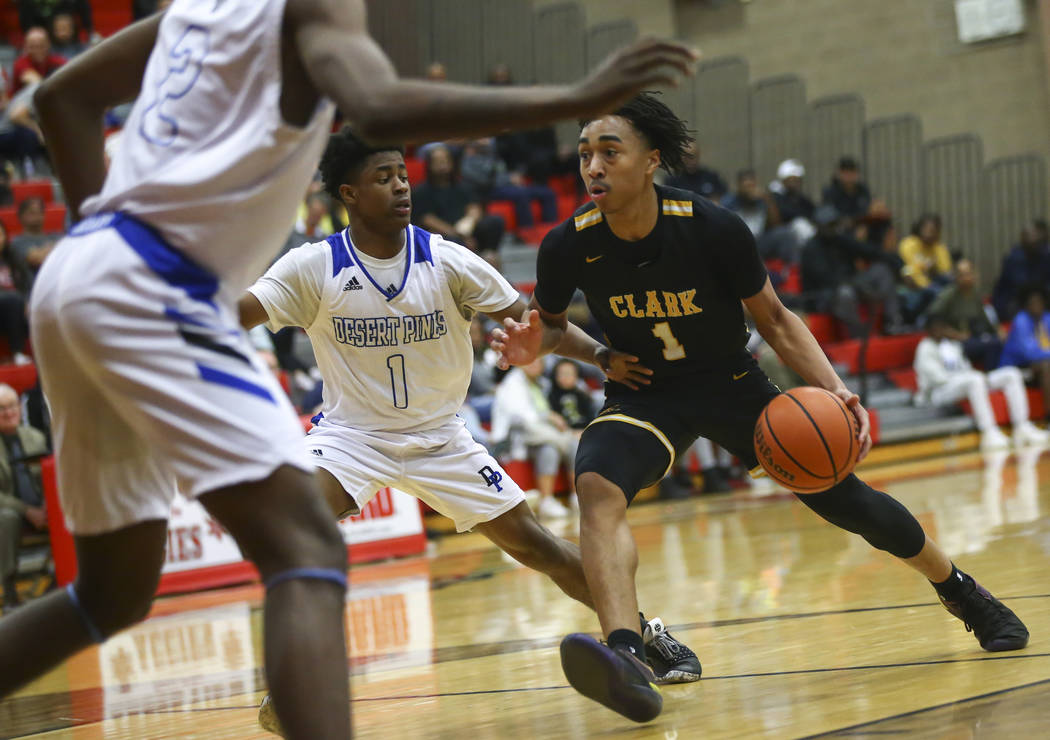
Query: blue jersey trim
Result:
<box><xmin>310</xmin><ymin>411</ymin><xmax>324</xmax><ymax>425</ymax></box>
<box><xmin>72</xmin><ymin>212</ymin><xmax>218</xmax><ymax>303</ymax></box>
<box><xmin>328</xmin><ymin>231</ymin><xmax>354</xmax><ymax>277</ymax></box>
<box><xmin>410</xmin><ymin>225</ymin><xmax>434</xmax><ymax>264</ymax></box>
<box><xmin>341</xmin><ymin>227</ymin><xmax>413</xmax><ymax>302</ymax></box>
<box><xmin>196</xmin><ymin>363</ymin><xmax>276</xmax><ymax>403</ymax></box>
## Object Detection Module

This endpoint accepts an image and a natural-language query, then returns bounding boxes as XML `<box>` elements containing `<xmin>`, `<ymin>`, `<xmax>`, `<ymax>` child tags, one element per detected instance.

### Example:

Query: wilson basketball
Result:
<box><xmin>753</xmin><ymin>387</ymin><xmax>861</xmax><ymax>493</ymax></box>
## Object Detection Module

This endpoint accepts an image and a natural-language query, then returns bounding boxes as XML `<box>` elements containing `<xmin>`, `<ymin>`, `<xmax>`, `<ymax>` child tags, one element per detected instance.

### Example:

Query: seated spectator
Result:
<box><xmin>293</xmin><ymin>192</ymin><xmax>335</xmax><ymax>241</ymax></box>
<box><xmin>491</xmin><ymin>358</ymin><xmax>576</xmax><ymax>519</ymax></box>
<box><xmin>10</xmin><ymin>197</ymin><xmax>58</xmax><ymax>293</ymax></box>
<box><xmin>459</xmin><ymin>137</ymin><xmax>557</xmax><ymax>228</ymax></box>
<box><xmin>722</xmin><ymin>168</ymin><xmax>781</xmax><ymax>241</ymax></box>
<box><xmin>800</xmin><ymin>205</ymin><xmax>903</xmax><ymax>337</ymax></box>
<box><xmin>11</xmin><ymin>27</ymin><xmax>65</xmax><ymax>95</ymax></box>
<box><xmin>0</xmin><ymin>82</ymin><xmax>46</xmax><ymax>172</ymax></box>
<box><xmin>992</xmin><ymin>224</ymin><xmax>1050</xmax><ymax>321</ymax></box>
<box><xmin>821</xmin><ymin>156</ymin><xmax>872</xmax><ymax>226</ymax></box>
<box><xmin>926</xmin><ymin>258</ymin><xmax>1002</xmax><ymax>369</ymax></box>
<box><xmin>1000</xmin><ymin>284</ymin><xmax>1050</xmax><ymax>421</ymax></box>
<box><xmin>665</xmin><ymin>140</ymin><xmax>727</xmax><ymax>202</ymax></box>
<box><xmin>915</xmin><ymin>317</ymin><xmax>1048</xmax><ymax>450</ymax></box>
<box><xmin>898</xmin><ymin>213</ymin><xmax>952</xmax><ymax>321</ymax></box>
<box><xmin>0</xmin><ymin>383</ymin><xmax>49</xmax><ymax>612</ymax></box>
<box><xmin>0</xmin><ymin>223</ymin><xmax>29</xmax><ymax>364</ymax></box>
<box><xmin>19</xmin><ymin>0</ymin><xmax>92</xmax><ymax>37</ymax></box>
<box><xmin>412</xmin><ymin>144</ymin><xmax>504</xmax><ymax>254</ymax></box>
<box><xmin>760</xmin><ymin>159</ymin><xmax>816</xmax><ymax>263</ymax></box>
<box><xmin>468</xmin><ymin>316</ymin><xmax>499</xmax><ymax>400</ymax></box>
<box><xmin>50</xmin><ymin>13</ymin><xmax>85</xmax><ymax>59</ymax></box>
<box><xmin>547</xmin><ymin>359</ymin><xmax>595</xmax><ymax>431</ymax></box>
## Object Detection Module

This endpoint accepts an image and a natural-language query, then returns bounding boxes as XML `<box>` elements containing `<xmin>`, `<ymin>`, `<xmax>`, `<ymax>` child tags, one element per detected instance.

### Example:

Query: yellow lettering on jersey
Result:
<box><xmin>574</xmin><ymin>208</ymin><xmax>603</xmax><ymax>231</ymax></box>
<box><xmin>644</xmin><ymin>290</ymin><xmax>666</xmax><ymax>318</ymax></box>
<box><xmin>662</xmin><ymin>199</ymin><xmax>693</xmax><ymax>217</ymax></box>
<box><xmin>678</xmin><ymin>289</ymin><xmax>702</xmax><ymax>315</ymax></box>
<box><xmin>624</xmin><ymin>294</ymin><xmax>645</xmax><ymax>318</ymax></box>
<box><xmin>663</xmin><ymin>291</ymin><xmax>682</xmax><ymax>317</ymax></box>
<box><xmin>609</xmin><ymin>296</ymin><xmax>628</xmax><ymax>318</ymax></box>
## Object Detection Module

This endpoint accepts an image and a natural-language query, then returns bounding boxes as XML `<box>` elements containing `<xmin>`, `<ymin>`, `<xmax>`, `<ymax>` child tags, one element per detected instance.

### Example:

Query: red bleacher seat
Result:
<box><xmin>404</xmin><ymin>156</ymin><xmax>425</xmax><ymax>186</ymax></box>
<box><xmin>556</xmin><ymin>194</ymin><xmax>580</xmax><ymax>222</ymax></box>
<box><xmin>43</xmin><ymin>205</ymin><xmax>67</xmax><ymax>233</ymax></box>
<box><xmin>11</xmin><ymin>181</ymin><xmax>53</xmax><ymax>204</ymax></box>
<box><xmin>780</xmin><ymin>265</ymin><xmax>801</xmax><ymax>294</ymax></box>
<box><xmin>517</xmin><ymin>223</ymin><xmax>557</xmax><ymax>246</ymax></box>
<box><xmin>887</xmin><ymin>368</ymin><xmax>918</xmax><ymax>392</ymax></box>
<box><xmin>0</xmin><ymin>364</ymin><xmax>37</xmax><ymax>394</ymax></box>
<box><xmin>549</xmin><ymin>174</ymin><xmax>578</xmax><ymax>198</ymax></box>
<box><xmin>824</xmin><ymin>333</ymin><xmax>924</xmax><ymax>374</ymax></box>
<box><xmin>486</xmin><ymin>200</ymin><xmax>516</xmax><ymax>232</ymax></box>
<box><xmin>806</xmin><ymin>313</ymin><xmax>839</xmax><ymax>345</ymax></box>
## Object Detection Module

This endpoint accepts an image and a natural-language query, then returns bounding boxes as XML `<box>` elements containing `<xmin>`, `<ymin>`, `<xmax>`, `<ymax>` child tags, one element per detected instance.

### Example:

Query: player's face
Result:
<box><xmin>578</xmin><ymin>116</ymin><xmax>660</xmax><ymax>214</ymax></box>
<box><xmin>347</xmin><ymin>151</ymin><xmax>411</xmax><ymax>230</ymax></box>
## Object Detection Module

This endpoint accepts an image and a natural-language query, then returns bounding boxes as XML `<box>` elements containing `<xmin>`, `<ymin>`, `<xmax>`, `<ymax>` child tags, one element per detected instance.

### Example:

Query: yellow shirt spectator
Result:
<box><xmin>899</xmin><ymin>234</ymin><xmax>951</xmax><ymax>288</ymax></box>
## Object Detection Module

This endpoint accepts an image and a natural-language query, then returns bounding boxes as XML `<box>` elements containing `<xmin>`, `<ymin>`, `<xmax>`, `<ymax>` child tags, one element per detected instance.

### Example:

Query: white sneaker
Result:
<box><xmin>523</xmin><ymin>488</ymin><xmax>541</xmax><ymax>512</ymax></box>
<box><xmin>537</xmin><ymin>495</ymin><xmax>571</xmax><ymax>519</ymax></box>
<box><xmin>1014</xmin><ymin>423</ymin><xmax>1050</xmax><ymax>447</ymax></box>
<box><xmin>980</xmin><ymin>428</ymin><xmax>1011</xmax><ymax>451</ymax></box>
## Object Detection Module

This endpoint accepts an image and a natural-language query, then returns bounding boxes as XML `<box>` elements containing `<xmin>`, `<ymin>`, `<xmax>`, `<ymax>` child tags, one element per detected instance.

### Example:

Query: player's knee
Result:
<box><xmin>576</xmin><ymin>473</ymin><xmax>627</xmax><ymax>518</ymax></box>
<box><xmin>74</xmin><ymin>579</ymin><xmax>155</xmax><ymax>636</ymax></box>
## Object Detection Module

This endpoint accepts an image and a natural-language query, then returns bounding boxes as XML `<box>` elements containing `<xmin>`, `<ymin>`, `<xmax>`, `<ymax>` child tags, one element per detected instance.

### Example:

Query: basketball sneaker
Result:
<box><xmin>257</xmin><ymin>694</ymin><xmax>285</xmax><ymax>737</ymax></box>
<box><xmin>560</xmin><ymin>633</ymin><xmax>663</xmax><ymax>723</ymax></box>
<box><xmin>939</xmin><ymin>576</ymin><xmax>1029</xmax><ymax>651</ymax></box>
<box><xmin>641</xmin><ymin>615</ymin><xmax>702</xmax><ymax>683</ymax></box>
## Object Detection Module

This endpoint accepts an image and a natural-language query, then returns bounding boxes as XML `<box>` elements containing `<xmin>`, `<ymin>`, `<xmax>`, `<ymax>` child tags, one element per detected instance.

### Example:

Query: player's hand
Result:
<box><xmin>597</xmin><ymin>347</ymin><xmax>653</xmax><ymax>390</ymax></box>
<box><xmin>491</xmin><ymin>310</ymin><xmax>545</xmax><ymax>369</ymax></box>
<box><xmin>577</xmin><ymin>38</ymin><xmax>699</xmax><ymax>112</ymax></box>
<box><xmin>833</xmin><ymin>387</ymin><xmax>873</xmax><ymax>462</ymax></box>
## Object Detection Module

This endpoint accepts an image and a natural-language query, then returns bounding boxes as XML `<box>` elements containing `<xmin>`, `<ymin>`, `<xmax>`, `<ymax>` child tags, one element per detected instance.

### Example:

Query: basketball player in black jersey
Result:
<box><xmin>492</xmin><ymin>93</ymin><xmax>1029</xmax><ymax>723</ymax></box>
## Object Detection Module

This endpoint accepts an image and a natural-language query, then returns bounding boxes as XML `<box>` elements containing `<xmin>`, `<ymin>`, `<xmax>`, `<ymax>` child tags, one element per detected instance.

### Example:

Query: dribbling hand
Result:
<box><xmin>578</xmin><ymin>38</ymin><xmax>700</xmax><ymax>113</ymax></box>
<box><xmin>832</xmin><ymin>387</ymin><xmax>873</xmax><ymax>462</ymax></box>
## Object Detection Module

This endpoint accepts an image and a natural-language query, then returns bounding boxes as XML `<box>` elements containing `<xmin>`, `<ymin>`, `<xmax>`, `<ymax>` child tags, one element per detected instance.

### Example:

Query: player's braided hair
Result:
<box><xmin>580</xmin><ymin>91</ymin><xmax>695</xmax><ymax>175</ymax></box>
<box><xmin>319</xmin><ymin>126</ymin><xmax>404</xmax><ymax>200</ymax></box>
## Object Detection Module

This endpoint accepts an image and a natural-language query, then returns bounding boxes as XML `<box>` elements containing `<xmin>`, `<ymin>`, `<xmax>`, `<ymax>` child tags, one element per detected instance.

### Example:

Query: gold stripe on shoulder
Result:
<box><xmin>662</xmin><ymin>199</ymin><xmax>694</xmax><ymax>217</ymax></box>
<box><xmin>574</xmin><ymin>208</ymin><xmax>603</xmax><ymax>231</ymax></box>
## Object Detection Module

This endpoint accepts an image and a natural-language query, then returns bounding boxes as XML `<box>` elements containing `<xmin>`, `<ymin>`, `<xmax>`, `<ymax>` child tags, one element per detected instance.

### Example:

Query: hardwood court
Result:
<box><xmin>2</xmin><ymin>447</ymin><xmax>1048</xmax><ymax>738</ymax></box>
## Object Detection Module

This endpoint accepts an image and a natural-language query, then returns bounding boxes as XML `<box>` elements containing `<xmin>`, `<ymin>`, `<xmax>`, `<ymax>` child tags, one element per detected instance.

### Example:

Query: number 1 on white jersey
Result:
<box><xmin>386</xmin><ymin>354</ymin><xmax>409</xmax><ymax>409</ymax></box>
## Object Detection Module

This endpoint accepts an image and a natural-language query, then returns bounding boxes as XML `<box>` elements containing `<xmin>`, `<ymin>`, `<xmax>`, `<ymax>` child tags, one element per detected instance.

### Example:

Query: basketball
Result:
<box><xmin>753</xmin><ymin>387</ymin><xmax>861</xmax><ymax>493</ymax></box>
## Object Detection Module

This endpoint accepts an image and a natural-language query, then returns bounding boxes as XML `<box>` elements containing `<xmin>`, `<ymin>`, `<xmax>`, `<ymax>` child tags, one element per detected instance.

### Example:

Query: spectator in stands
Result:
<box><xmin>412</xmin><ymin>144</ymin><xmax>504</xmax><ymax>254</ymax></box>
<box><xmin>460</xmin><ymin>137</ymin><xmax>558</xmax><ymax>227</ymax></box>
<box><xmin>722</xmin><ymin>168</ymin><xmax>781</xmax><ymax>240</ymax></box>
<box><xmin>927</xmin><ymin>258</ymin><xmax>1003</xmax><ymax>369</ymax></box>
<box><xmin>800</xmin><ymin>205</ymin><xmax>903</xmax><ymax>337</ymax></box>
<box><xmin>821</xmin><ymin>156</ymin><xmax>872</xmax><ymax>226</ymax></box>
<box><xmin>468</xmin><ymin>316</ymin><xmax>499</xmax><ymax>399</ymax></box>
<box><xmin>491</xmin><ymin>358</ymin><xmax>576</xmax><ymax>519</ymax></box>
<box><xmin>665</xmin><ymin>140</ymin><xmax>727</xmax><ymax>202</ymax></box>
<box><xmin>999</xmin><ymin>284</ymin><xmax>1050</xmax><ymax>421</ymax></box>
<box><xmin>50</xmin><ymin>13</ymin><xmax>85</xmax><ymax>59</ymax></box>
<box><xmin>11</xmin><ymin>27</ymin><xmax>65</xmax><ymax>95</ymax></box>
<box><xmin>10</xmin><ymin>196</ymin><xmax>57</xmax><ymax>293</ymax></box>
<box><xmin>0</xmin><ymin>82</ymin><xmax>46</xmax><ymax>171</ymax></box>
<box><xmin>898</xmin><ymin>213</ymin><xmax>952</xmax><ymax>321</ymax></box>
<box><xmin>0</xmin><ymin>223</ymin><xmax>29</xmax><ymax>365</ymax></box>
<box><xmin>425</xmin><ymin>61</ymin><xmax>447</xmax><ymax>82</ymax></box>
<box><xmin>762</xmin><ymin>159</ymin><xmax>816</xmax><ymax>263</ymax></box>
<box><xmin>19</xmin><ymin>0</ymin><xmax>92</xmax><ymax>37</ymax></box>
<box><xmin>915</xmin><ymin>316</ymin><xmax>1048</xmax><ymax>450</ymax></box>
<box><xmin>293</xmin><ymin>192</ymin><xmax>335</xmax><ymax>241</ymax></box>
<box><xmin>0</xmin><ymin>383</ymin><xmax>49</xmax><ymax>613</ymax></box>
<box><xmin>547</xmin><ymin>359</ymin><xmax>595</xmax><ymax>432</ymax></box>
<box><xmin>992</xmin><ymin>224</ymin><xmax>1050</xmax><ymax>321</ymax></box>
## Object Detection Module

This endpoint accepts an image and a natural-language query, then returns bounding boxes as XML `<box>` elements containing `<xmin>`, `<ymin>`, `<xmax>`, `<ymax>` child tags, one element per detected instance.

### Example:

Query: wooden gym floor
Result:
<box><xmin>1</xmin><ymin>446</ymin><xmax>1048</xmax><ymax>738</ymax></box>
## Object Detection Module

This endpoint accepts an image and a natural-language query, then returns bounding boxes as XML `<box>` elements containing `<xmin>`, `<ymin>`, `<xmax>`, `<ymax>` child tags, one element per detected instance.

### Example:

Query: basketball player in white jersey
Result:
<box><xmin>0</xmin><ymin>0</ymin><xmax>697</xmax><ymax>735</ymax></box>
<box><xmin>239</xmin><ymin>130</ymin><xmax>701</xmax><ymax>732</ymax></box>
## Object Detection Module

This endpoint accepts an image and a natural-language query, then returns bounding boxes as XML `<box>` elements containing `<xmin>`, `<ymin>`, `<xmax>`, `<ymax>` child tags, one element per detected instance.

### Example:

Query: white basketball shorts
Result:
<box><xmin>305</xmin><ymin>417</ymin><xmax>524</xmax><ymax>532</ymax></box>
<box><xmin>30</xmin><ymin>213</ymin><xmax>313</xmax><ymax>535</ymax></box>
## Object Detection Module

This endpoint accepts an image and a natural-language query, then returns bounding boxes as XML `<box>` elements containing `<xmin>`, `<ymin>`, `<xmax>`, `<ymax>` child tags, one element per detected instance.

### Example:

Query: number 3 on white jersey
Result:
<box><xmin>140</xmin><ymin>25</ymin><xmax>211</xmax><ymax>147</ymax></box>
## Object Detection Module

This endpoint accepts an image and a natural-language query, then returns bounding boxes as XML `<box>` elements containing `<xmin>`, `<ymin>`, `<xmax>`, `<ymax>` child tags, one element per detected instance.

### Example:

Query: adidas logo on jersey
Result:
<box><xmin>343</xmin><ymin>276</ymin><xmax>363</xmax><ymax>291</ymax></box>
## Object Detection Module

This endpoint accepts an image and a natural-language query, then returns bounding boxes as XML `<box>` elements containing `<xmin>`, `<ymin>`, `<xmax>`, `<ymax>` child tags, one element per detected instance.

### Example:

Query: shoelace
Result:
<box><xmin>650</xmin><ymin>631</ymin><xmax>683</xmax><ymax>660</ymax></box>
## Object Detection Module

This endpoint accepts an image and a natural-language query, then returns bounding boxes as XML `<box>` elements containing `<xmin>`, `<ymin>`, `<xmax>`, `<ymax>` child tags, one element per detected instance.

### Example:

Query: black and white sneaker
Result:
<box><xmin>641</xmin><ymin>615</ymin><xmax>702</xmax><ymax>683</ymax></box>
<box><xmin>939</xmin><ymin>577</ymin><xmax>1029</xmax><ymax>652</ymax></box>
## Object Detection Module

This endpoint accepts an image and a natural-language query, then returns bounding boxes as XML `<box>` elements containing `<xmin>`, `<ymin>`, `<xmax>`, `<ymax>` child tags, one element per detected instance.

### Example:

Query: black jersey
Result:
<box><xmin>534</xmin><ymin>184</ymin><xmax>768</xmax><ymax>390</ymax></box>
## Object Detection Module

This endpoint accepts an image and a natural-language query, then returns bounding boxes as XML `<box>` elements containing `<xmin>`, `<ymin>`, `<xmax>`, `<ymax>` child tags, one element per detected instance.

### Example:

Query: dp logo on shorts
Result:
<box><xmin>478</xmin><ymin>465</ymin><xmax>503</xmax><ymax>492</ymax></box>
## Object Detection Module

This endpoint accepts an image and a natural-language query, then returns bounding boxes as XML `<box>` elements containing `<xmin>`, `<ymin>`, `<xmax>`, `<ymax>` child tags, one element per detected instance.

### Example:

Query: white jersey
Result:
<box><xmin>83</xmin><ymin>0</ymin><xmax>335</xmax><ymax>298</ymax></box>
<box><xmin>249</xmin><ymin>226</ymin><xmax>520</xmax><ymax>434</ymax></box>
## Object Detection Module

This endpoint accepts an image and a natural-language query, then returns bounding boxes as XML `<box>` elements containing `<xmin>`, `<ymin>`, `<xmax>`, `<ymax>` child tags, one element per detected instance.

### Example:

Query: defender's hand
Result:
<box><xmin>577</xmin><ymin>38</ymin><xmax>699</xmax><ymax>112</ymax></box>
<box><xmin>597</xmin><ymin>347</ymin><xmax>653</xmax><ymax>391</ymax></box>
<box><xmin>833</xmin><ymin>387</ymin><xmax>872</xmax><ymax>462</ymax></box>
<box><xmin>491</xmin><ymin>310</ymin><xmax>545</xmax><ymax>369</ymax></box>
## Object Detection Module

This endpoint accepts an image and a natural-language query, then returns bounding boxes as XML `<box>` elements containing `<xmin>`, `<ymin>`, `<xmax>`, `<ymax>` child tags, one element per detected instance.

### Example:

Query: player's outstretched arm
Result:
<box><xmin>34</xmin><ymin>13</ymin><xmax>165</xmax><ymax>219</ymax></box>
<box><xmin>489</xmin><ymin>297</ymin><xmax>652</xmax><ymax>390</ymax></box>
<box><xmin>287</xmin><ymin>0</ymin><xmax>697</xmax><ymax>143</ymax></box>
<box><xmin>744</xmin><ymin>277</ymin><xmax>872</xmax><ymax>459</ymax></box>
